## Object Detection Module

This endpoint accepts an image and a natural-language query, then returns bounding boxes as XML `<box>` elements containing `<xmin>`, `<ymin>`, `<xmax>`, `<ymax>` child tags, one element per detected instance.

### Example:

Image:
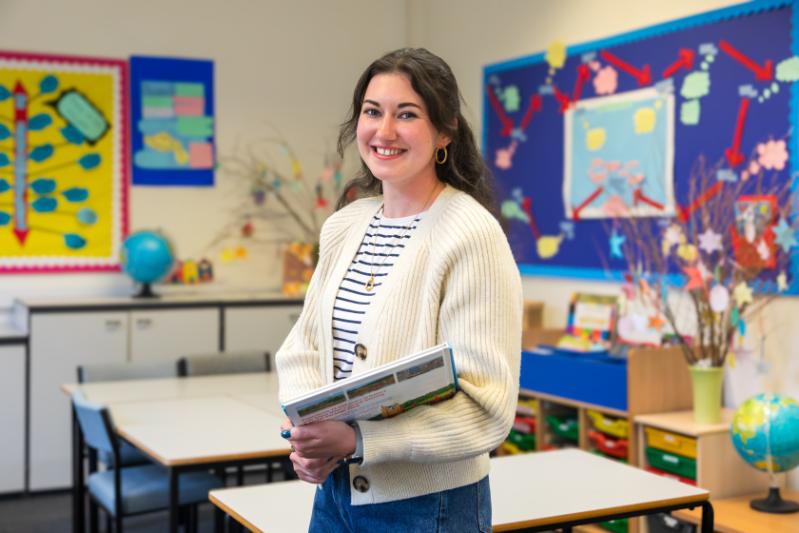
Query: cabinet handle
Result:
<box><xmin>105</xmin><ymin>319</ymin><xmax>123</xmax><ymax>330</ymax></box>
<box><xmin>136</xmin><ymin>318</ymin><xmax>153</xmax><ymax>329</ymax></box>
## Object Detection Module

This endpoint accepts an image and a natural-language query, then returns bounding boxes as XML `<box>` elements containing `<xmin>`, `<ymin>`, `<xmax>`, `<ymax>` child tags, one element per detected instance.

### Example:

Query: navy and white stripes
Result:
<box><xmin>332</xmin><ymin>210</ymin><xmax>420</xmax><ymax>380</ymax></box>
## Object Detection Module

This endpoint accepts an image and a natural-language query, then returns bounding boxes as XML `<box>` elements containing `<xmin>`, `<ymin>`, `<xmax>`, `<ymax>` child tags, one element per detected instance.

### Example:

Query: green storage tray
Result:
<box><xmin>599</xmin><ymin>517</ymin><xmax>628</xmax><ymax>533</ymax></box>
<box><xmin>645</xmin><ymin>446</ymin><xmax>697</xmax><ymax>480</ymax></box>
<box><xmin>507</xmin><ymin>429</ymin><xmax>537</xmax><ymax>451</ymax></box>
<box><xmin>545</xmin><ymin>414</ymin><xmax>579</xmax><ymax>442</ymax></box>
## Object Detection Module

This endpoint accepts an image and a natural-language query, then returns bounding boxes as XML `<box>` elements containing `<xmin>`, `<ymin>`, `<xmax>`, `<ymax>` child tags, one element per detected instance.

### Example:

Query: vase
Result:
<box><xmin>689</xmin><ymin>366</ymin><xmax>724</xmax><ymax>424</ymax></box>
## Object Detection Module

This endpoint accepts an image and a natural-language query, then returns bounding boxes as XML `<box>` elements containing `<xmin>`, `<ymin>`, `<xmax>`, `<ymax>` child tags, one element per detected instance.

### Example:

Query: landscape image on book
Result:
<box><xmin>283</xmin><ymin>344</ymin><xmax>457</xmax><ymax>426</ymax></box>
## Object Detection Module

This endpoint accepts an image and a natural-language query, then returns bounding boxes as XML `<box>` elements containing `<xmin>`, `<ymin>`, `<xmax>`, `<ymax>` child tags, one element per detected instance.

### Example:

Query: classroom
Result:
<box><xmin>0</xmin><ymin>0</ymin><xmax>797</xmax><ymax>532</ymax></box>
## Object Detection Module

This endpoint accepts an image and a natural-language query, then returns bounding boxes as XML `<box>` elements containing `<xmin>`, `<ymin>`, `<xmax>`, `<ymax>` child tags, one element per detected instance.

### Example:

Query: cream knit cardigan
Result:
<box><xmin>276</xmin><ymin>184</ymin><xmax>522</xmax><ymax>505</ymax></box>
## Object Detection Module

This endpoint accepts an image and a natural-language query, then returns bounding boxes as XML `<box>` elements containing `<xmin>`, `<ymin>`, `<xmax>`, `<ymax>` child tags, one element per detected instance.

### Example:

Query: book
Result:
<box><xmin>282</xmin><ymin>343</ymin><xmax>458</xmax><ymax>426</ymax></box>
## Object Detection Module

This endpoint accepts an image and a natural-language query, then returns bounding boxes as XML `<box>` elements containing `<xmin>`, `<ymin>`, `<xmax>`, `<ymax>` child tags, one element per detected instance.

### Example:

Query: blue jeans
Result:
<box><xmin>308</xmin><ymin>465</ymin><xmax>492</xmax><ymax>532</ymax></box>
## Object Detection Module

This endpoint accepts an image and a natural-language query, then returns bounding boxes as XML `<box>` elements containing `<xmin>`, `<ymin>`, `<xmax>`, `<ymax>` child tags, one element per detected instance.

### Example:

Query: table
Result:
<box><xmin>674</xmin><ymin>490</ymin><xmax>799</xmax><ymax>533</ymax></box>
<box><xmin>64</xmin><ymin>373</ymin><xmax>290</xmax><ymax>533</ymax></box>
<box><xmin>210</xmin><ymin>448</ymin><xmax>713</xmax><ymax>532</ymax></box>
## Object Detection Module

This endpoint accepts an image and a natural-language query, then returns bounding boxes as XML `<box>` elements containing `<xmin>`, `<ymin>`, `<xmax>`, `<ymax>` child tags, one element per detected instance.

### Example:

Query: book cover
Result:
<box><xmin>282</xmin><ymin>343</ymin><xmax>457</xmax><ymax>426</ymax></box>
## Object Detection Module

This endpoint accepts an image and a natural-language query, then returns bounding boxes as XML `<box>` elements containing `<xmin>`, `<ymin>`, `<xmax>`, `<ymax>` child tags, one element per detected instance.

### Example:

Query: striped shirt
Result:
<box><xmin>332</xmin><ymin>209</ymin><xmax>421</xmax><ymax>380</ymax></box>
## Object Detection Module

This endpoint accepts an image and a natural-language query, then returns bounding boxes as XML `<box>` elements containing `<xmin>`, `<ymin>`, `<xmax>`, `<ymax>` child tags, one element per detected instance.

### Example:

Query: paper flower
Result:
<box><xmin>593</xmin><ymin>66</ymin><xmax>618</xmax><ymax>95</ymax></box>
<box><xmin>756</xmin><ymin>139</ymin><xmax>788</xmax><ymax>171</ymax></box>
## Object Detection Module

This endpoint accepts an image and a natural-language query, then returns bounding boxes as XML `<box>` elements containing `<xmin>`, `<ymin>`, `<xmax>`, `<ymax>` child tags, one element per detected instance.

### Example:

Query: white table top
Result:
<box><xmin>210</xmin><ymin>448</ymin><xmax>709</xmax><ymax>533</ymax></box>
<box><xmin>64</xmin><ymin>373</ymin><xmax>289</xmax><ymax>467</ymax></box>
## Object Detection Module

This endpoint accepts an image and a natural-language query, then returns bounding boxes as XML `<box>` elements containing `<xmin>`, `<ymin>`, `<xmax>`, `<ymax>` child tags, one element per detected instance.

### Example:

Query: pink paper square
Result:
<box><xmin>189</xmin><ymin>142</ymin><xmax>214</xmax><ymax>168</ymax></box>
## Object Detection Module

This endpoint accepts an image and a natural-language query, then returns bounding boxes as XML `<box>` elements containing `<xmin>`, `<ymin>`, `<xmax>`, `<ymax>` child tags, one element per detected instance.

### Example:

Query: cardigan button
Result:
<box><xmin>354</xmin><ymin>343</ymin><xmax>367</xmax><ymax>361</ymax></box>
<box><xmin>352</xmin><ymin>475</ymin><xmax>370</xmax><ymax>493</ymax></box>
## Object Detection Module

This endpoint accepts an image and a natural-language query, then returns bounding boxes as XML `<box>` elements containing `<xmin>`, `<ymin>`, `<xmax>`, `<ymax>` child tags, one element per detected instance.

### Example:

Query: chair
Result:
<box><xmin>77</xmin><ymin>360</ymin><xmax>179</xmax><ymax>469</ymax></box>
<box><xmin>72</xmin><ymin>392</ymin><xmax>222</xmax><ymax>533</ymax></box>
<box><xmin>177</xmin><ymin>350</ymin><xmax>270</xmax><ymax>377</ymax></box>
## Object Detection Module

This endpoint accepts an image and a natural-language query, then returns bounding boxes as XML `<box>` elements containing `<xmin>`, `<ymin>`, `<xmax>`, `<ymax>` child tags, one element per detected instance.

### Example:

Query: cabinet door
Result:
<box><xmin>224</xmin><ymin>305</ymin><xmax>302</xmax><ymax>367</ymax></box>
<box><xmin>30</xmin><ymin>312</ymin><xmax>128</xmax><ymax>490</ymax></box>
<box><xmin>0</xmin><ymin>344</ymin><xmax>25</xmax><ymax>493</ymax></box>
<box><xmin>130</xmin><ymin>308</ymin><xmax>220</xmax><ymax>361</ymax></box>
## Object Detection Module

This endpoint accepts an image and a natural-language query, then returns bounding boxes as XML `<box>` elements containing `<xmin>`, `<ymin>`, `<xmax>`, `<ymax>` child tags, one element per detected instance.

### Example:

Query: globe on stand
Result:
<box><xmin>730</xmin><ymin>393</ymin><xmax>799</xmax><ymax>513</ymax></box>
<box><xmin>120</xmin><ymin>231</ymin><xmax>175</xmax><ymax>298</ymax></box>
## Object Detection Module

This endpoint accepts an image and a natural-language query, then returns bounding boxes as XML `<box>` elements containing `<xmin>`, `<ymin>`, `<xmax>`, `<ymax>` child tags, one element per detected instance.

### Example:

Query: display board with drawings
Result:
<box><xmin>484</xmin><ymin>0</ymin><xmax>799</xmax><ymax>293</ymax></box>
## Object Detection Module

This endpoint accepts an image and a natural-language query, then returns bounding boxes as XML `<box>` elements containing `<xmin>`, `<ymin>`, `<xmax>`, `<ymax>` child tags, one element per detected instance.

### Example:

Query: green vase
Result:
<box><xmin>689</xmin><ymin>366</ymin><xmax>724</xmax><ymax>424</ymax></box>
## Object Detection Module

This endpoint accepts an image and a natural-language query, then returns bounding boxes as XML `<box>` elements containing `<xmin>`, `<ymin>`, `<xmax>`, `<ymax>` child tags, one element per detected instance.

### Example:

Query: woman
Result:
<box><xmin>276</xmin><ymin>47</ymin><xmax>521</xmax><ymax>532</ymax></box>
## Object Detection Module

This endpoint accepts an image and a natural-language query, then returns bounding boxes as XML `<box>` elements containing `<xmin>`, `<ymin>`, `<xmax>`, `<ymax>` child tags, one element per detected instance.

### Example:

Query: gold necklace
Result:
<box><xmin>364</xmin><ymin>182</ymin><xmax>441</xmax><ymax>292</ymax></box>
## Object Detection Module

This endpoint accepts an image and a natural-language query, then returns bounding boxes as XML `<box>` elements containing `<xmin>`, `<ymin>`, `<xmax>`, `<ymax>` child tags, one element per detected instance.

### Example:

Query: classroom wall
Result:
<box><xmin>408</xmin><ymin>0</ymin><xmax>799</xmax><ymax>488</ymax></box>
<box><xmin>0</xmin><ymin>0</ymin><xmax>408</xmax><ymax>309</ymax></box>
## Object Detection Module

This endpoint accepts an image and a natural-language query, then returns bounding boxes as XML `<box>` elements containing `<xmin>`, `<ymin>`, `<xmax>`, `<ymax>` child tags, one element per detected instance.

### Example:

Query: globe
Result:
<box><xmin>120</xmin><ymin>231</ymin><xmax>174</xmax><ymax>297</ymax></box>
<box><xmin>730</xmin><ymin>393</ymin><xmax>799</xmax><ymax>513</ymax></box>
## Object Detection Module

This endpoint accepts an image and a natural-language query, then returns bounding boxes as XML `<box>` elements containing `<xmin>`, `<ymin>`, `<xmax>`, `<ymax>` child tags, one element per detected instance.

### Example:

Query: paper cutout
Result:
<box><xmin>774</xmin><ymin>218</ymin><xmax>797</xmax><ymax>252</ymax></box>
<box><xmin>680</xmin><ymin>99</ymin><xmax>701</xmax><ymax>125</ymax></box>
<box><xmin>609</xmin><ymin>229</ymin><xmax>625</xmax><ymax>258</ymax></box>
<box><xmin>709</xmin><ymin>284</ymin><xmax>730</xmax><ymax>312</ymax></box>
<box><xmin>676</xmin><ymin>243</ymin><xmax>698</xmax><ymax>262</ymax></box>
<box><xmin>537</xmin><ymin>235</ymin><xmax>564</xmax><ymax>259</ymax></box>
<box><xmin>499</xmin><ymin>85</ymin><xmax>521</xmax><ymax>112</ymax></box>
<box><xmin>546</xmin><ymin>41</ymin><xmax>567</xmax><ymax>69</ymax></box>
<box><xmin>495</xmin><ymin>140</ymin><xmax>518</xmax><ymax>169</ymax></box>
<box><xmin>733</xmin><ymin>281</ymin><xmax>753</xmax><ymax>307</ymax></box>
<box><xmin>564</xmin><ymin>87</ymin><xmax>675</xmax><ymax>219</ymax></box>
<box><xmin>756</xmin><ymin>139</ymin><xmax>788</xmax><ymax>171</ymax></box>
<box><xmin>698</xmin><ymin>228</ymin><xmax>723</xmax><ymax>254</ymax></box>
<box><xmin>683</xmin><ymin>265</ymin><xmax>704</xmax><ymax>290</ymax></box>
<box><xmin>680</xmin><ymin>71</ymin><xmax>710</xmax><ymax>99</ymax></box>
<box><xmin>731</xmin><ymin>195</ymin><xmax>778</xmax><ymax>269</ymax></box>
<box><xmin>775</xmin><ymin>56</ymin><xmax>799</xmax><ymax>82</ymax></box>
<box><xmin>593</xmin><ymin>66</ymin><xmax>618</xmax><ymax>95</ymax></box>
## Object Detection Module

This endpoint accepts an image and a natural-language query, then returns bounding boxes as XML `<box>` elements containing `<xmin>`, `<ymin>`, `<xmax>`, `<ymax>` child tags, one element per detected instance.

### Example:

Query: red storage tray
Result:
<box><xmin>587</xmin><ymin>429</ymin><xmax>628</xmax><ymax>459</ymax></box>
<box><xmin>513</xmin><ymin>415</ymin><xmax>537</xmax><ymax>434</ymax></box>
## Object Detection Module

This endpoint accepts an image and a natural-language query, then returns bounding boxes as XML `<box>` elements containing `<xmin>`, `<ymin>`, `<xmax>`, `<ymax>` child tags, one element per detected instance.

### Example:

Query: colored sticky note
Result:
<box><xmin>175</xmin><ymin>83</ymin><xmax>205</xmax><ymax>97</ymax></box>
<box><xmin>142</xmin><ymin>106</ymin><xmax>175</xmax><ymax>119</ymax></box>
<box><xmin>680</xmin><ymin>100</ymin><xmax>700</xmax><ymax>125</ymax></box>
<box><xmin>141</xmin><ymin>81</ymin><xmax>174</xmax><ymax>96</ymax></box>
<box><xmin>142</xmin><ymin>96</ymin><xmax>173</xmax><ymax>108</ymax></box>
<box><xmin>173</xmin><ymin>96</ymin><xmax>205</xmax><ymax>116</ymax></box>
<box><xmin>189</xmin><ymin>142</ymin><xmax>214</xmax><ymax>168</ymax></box>
<box><xmin>177</xmin><ymin>116</ymin><xmax>213</xmax><ymax>138</ymax></box>
<box><xmin>55</xmin><ymin>89</ymin><xmax>109</xmax><ymax>141</ymax></box>
<box><xmin>634</xmin><ymin>107</ymin><xmax>656</xmax><ymax>133</ymax></box>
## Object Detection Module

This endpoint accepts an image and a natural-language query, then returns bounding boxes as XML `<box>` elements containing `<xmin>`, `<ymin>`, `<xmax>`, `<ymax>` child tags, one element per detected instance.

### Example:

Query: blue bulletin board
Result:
<box><xmin>484</xmin><ymin>0</ymin><xmax>799</xmax><ymax>293</ymax></box>
<box><xmin>129</xmin><ymin>56</ymin><xmax>215</xmax><ymax>186</ymax></box>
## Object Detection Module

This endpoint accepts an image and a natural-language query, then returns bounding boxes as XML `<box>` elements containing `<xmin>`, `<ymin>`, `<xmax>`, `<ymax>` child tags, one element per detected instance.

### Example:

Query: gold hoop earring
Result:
<box><xmin>435</xmin><ymin>146</ymin><xmax>448</xmax><ymax>165</ymax></box>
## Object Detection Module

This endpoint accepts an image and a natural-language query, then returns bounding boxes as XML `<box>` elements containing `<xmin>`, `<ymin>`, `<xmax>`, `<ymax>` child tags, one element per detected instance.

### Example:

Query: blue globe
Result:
<box><xmin>120</xmin><ymin>231</ymin><xmax>174</xmax><ymax>295</ymax></box>
<box><xmin>731</xmin><ymin>393</ymin><xmax>799</xmax><ymax>474</ymax></box>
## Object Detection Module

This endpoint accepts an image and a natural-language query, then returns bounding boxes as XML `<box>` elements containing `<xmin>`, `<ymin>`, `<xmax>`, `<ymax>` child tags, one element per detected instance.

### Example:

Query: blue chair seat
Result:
<box><xmin>87</xmin><ymin>464</ymin><xmax>222</xmax><ymax>516</ymax></box>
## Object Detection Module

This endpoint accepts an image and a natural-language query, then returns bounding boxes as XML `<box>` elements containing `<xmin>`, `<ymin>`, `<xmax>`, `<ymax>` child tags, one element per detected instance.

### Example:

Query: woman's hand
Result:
<box><xmin>289</xmin><ymin>453</ymin><xmax>344</xmax><ymax>484</ymax></box>
<box><xmin>286</xmin><ymin>420</ymin><xmax>356</xmax><ymax>458</ymax></box>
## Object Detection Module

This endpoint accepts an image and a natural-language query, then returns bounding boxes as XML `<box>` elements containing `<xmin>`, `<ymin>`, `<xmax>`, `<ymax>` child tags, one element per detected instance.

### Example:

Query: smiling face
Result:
<box><xmin>356</xmin><ymin>72</ymin><xmax>448</xmax><ymax>192</ymax></box>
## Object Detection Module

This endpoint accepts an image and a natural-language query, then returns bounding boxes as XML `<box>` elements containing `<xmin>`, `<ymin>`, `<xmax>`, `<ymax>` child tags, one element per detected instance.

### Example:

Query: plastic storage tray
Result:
<box><xmin>587</xmin><ymin>409</ymin><xmax>629</xmax><ymax>439</ymax></box>
<box><xmin>599</xmin><ymin>517</ymin><xmax>628</xmax><ymax>533</ymax></box>
<box><xmin>645</xmin><ymin>427</ymin><xmax>697</xmax><ymax>459</ymax></box>
<box><xmin>588</xmin><ymin>429</ymin><xmax>629</xmax><ymax>459</ymax></box>
<box><xmin>645</xmin><ymin>447</ymin><xmax>697</xmax><ymax>479</ymax></box>
<box><xmin>507</xmin><ymin>429</ymin><xmax>537</xmax><ymax>451</ymax></box>
<box><xmin>513</xmin><ymin>415</ymin><xmax>536</xmax><ymax>434</ymax></box>
<box><xmin>545</xmin><ymin>414</ymin><xmax>579</xmax><ymax>442</ymax></box>
<box><xmin>644</xmin><ymin>466</ymin><xmax>697</xmax><ymax>486</ymax></box>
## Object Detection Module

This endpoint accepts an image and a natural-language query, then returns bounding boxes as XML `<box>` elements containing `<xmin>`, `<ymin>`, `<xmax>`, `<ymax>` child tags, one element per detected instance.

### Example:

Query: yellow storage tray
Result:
<box><xmin>586</xmin><ymin>409</ymin><xmax>629</xmax><ymax>439</ymax></box>
<box><xmin>517</xmin><ymin>397</ymin><xmax>538</xmax><ymax>416</ymax></box>
<box><xmin>645</xmin><ymin>427</ymin><xmax>697</xmax><ymax>459</ymax></box>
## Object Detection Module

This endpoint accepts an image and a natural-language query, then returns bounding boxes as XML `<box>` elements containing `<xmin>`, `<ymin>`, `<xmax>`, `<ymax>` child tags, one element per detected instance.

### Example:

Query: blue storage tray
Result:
<box><xmin>520</xmin><ymin>347</ymin><xmax>628</xmax><ymax>411</ymax></box>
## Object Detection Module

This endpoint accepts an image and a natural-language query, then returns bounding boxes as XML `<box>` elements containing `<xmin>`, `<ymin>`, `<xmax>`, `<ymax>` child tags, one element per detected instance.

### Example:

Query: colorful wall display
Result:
<box><xmin>484</xmin><ymin>0</ymin><xmax>799</xmax><ymax>293</ymax></box>
<box><xmin>129</xmin><ymin>56</ymin><xmax>215</xmax><ymax>186</ymax></box>
<box><xmin>0</xmin><ymin>51</ymin><xmax>128</xmax><ymax>272</ymax></box>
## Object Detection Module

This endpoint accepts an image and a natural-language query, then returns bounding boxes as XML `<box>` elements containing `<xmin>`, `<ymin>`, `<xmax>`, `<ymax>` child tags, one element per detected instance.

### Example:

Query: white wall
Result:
<box><xmin>408</xmin><ymin>0</ymin><xmax>799</xmax><ymax>488</ymax></box>
<box><xmin>0</xmin><ymin>0</ymin><xmax>407</xmax><ymax>308</ymax></box>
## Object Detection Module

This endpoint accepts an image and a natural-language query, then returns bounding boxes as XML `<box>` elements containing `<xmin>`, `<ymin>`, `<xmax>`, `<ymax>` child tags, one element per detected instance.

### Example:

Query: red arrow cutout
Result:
<box><xmin>662</xmin><ymin>49</ymin><xmax>694</xmax><ymax>79</ymax></box>
<box><xmin>725</xmin><ymin>97</ymin><xmax>750</xmax><ymax>168</ymax></box>
<box><xmin>600</xmin><ymin>50</ymin><xmax>651</xmax><ymax>85</ymax></box>
<box><xmin>486</xmin><ymin>85</ymin><xmax>513</xmax><ymax>137</ymax></box>
<box><xmin>572</xmin><ymin>186</ymin><xmax>604</xmax><ymax>220</ymax></box>
<box><xmin>718</xmin><ymin>40</ymin><xmax>773</xmax><ymax>81</ymax></box>
<box><xmin>572</xmin><ymin>64</ymin><xmax>591</xmax><ymax>103</ymax></box>
<box><xmin>521</xmin><ymin>197</ymin><xmax>541</xmax><ymax>240</ymax></box>
<box><xmin>677</xmin><ymin>182</ymin><xmax>723</xmax><ymax>222</ymax></box>
<box><xmin>633</xmin><ymin>189</ymin><xmax>664</xmax><ymax>210</ymax></box>
<box><xmin>552</xmin><ymin>85</ymin><xmax>571</xmax><ymax>113</ymax></box>
<box><xmin>518</xmin><ymin>94</ymin><xmax>542</xmax><ymax>131</ymax></box>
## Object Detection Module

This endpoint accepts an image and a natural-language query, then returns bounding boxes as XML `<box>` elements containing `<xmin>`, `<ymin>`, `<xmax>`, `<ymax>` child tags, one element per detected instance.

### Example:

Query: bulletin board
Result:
<box><xmin>130</xmin><ymin>55</ymin><xmax>215</xmax><ymax>186</ymax></box>
<box><xmin>484</xmin><ymin>0</ymin><xmax>799</xmax><ymax>293</ymax></box>
<box><xmin>0</xmin><ymin>51</ymin><xmax>128</xmax><ymax>272</ymax></box>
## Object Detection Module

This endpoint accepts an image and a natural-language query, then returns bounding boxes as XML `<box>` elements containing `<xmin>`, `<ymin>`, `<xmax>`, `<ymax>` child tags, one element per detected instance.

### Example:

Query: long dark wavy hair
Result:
<box><xmin>336</xmin><ymin>48</ymin><xmax>496</xmax><ymax>215</ymax></box>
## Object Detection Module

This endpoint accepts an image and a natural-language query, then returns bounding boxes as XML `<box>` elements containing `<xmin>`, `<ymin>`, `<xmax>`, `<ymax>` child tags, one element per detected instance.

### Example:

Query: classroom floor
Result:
<box><xmin>0</xmin><ymin>469</ymin><xmax>285</xmax><ymax>533</ymax></box>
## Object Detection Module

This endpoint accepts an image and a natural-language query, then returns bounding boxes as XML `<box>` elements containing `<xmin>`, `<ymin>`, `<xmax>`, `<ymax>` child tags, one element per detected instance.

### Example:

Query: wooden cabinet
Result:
<box><xmin>224</xmin><ymin>305</ymin><xmax>302</xmax><ymax>367</ymax></box>
<box><xmin>130</xmin><ymin>308</ymin><xmax>220</xmax><ymax>360</ymax></box>
<box><xmin>29</xmin><ymin>311</ymin><xmax>128</xmax><ymax>490</ymax></box>
<box><xmin>0</xmin><ymin>343</ymin><xmax>25</xmax><ymax>494</ymax></box>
